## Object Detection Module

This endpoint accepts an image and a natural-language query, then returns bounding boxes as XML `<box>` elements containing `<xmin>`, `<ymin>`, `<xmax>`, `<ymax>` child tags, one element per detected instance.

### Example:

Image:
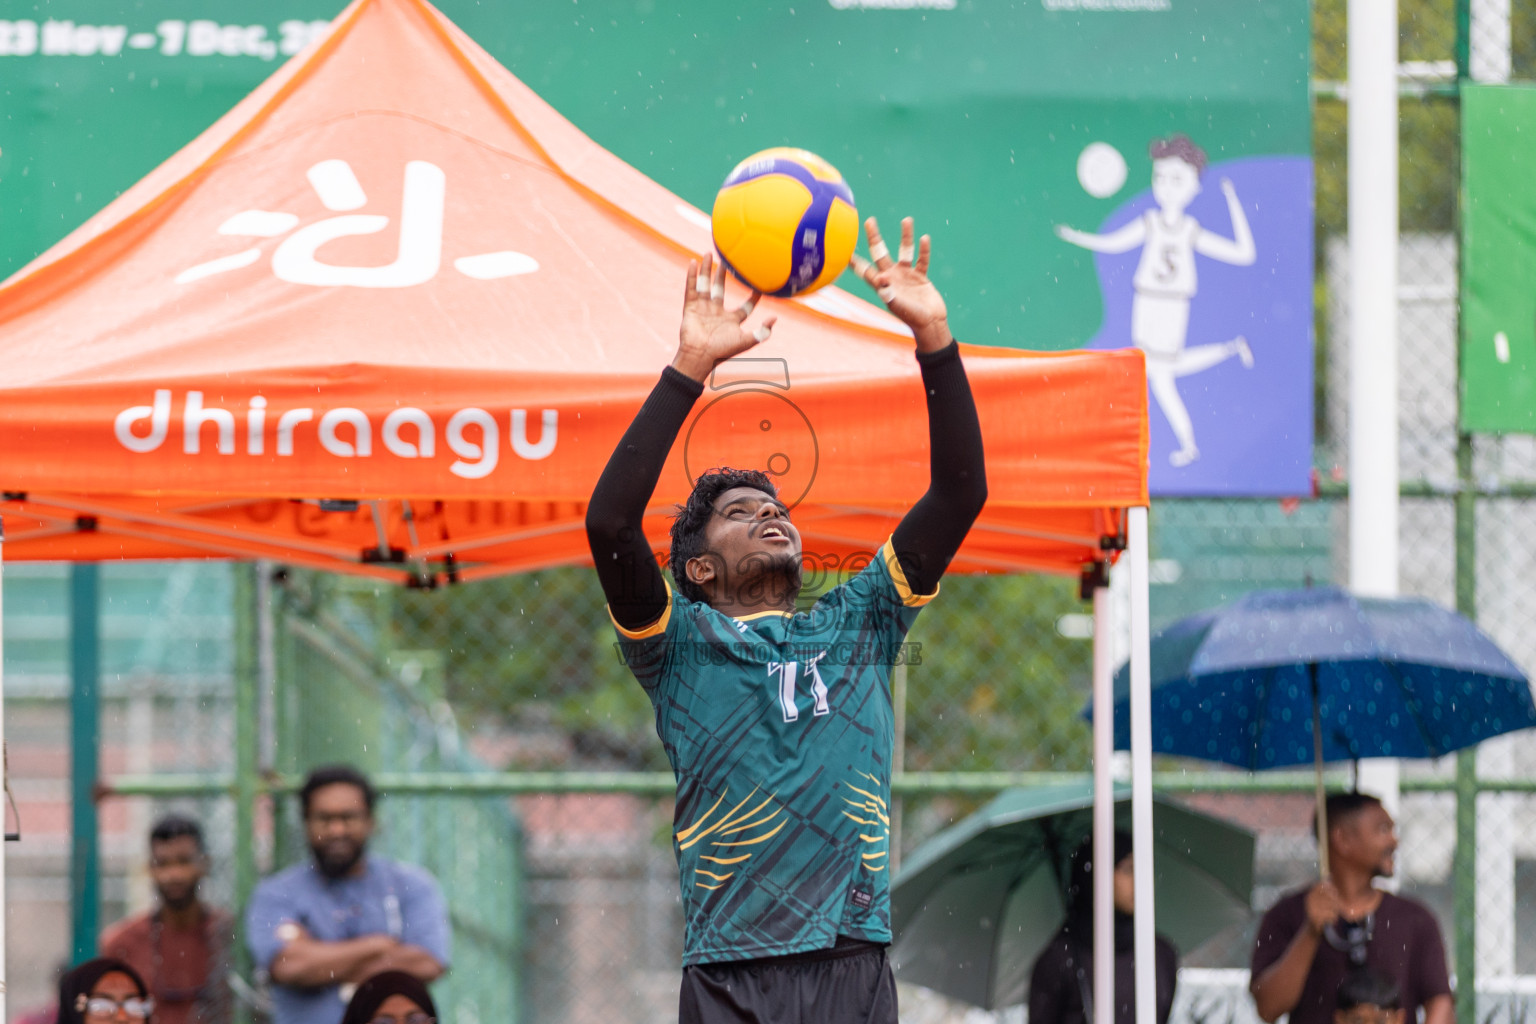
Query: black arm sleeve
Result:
<box><xmin>890</xmin><ymin>342</ymin><xmax>988</xmax><ymax>597</ymax></box>
<box><xmin>585</xmin><ymin>366</ymin><xmax>704</xmax><ymax>631</ymax></box>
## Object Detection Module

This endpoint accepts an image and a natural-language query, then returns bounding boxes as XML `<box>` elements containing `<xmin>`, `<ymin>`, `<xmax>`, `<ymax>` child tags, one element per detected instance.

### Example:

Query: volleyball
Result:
<box><xmin>711</xmin><ymin>147</ymin><xmax>859</xmax><ymax>298</ymax></box>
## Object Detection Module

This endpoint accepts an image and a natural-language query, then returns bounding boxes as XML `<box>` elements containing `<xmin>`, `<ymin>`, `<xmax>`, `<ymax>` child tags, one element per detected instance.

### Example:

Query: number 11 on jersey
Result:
<box><xmin>769</xmin><ymin>654</ymin><xmax>830</xmax><ymax>723</ymax></box>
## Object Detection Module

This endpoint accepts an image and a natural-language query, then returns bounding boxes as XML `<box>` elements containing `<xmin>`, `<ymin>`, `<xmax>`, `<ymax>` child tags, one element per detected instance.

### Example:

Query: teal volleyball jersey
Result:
<box><xmin>612</xmin><ymin>539</ymin><xmax>933</xmax><ymax>966</ymax></box>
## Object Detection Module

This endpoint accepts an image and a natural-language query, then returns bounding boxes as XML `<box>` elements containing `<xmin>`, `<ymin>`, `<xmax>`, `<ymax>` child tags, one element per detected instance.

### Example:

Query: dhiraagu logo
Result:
<box><xmin>113</xmin><ymin>389</ymin><xmax>558</xmax><ymax>478</ymax></box>
<box><xmin>176</xmin><ymin>158</ymin><xmax>540</xmax><ymax>287</ymax></box>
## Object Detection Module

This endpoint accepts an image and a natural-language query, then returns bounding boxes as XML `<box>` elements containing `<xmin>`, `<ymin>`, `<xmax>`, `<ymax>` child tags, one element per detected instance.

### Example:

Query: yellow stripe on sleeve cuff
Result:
<box><xmin>608</xmin><ymin>578</ymin><xmax>675</xmax><ymax>639</ymax></box>
<box><xmin>881</xmin><ymin>538</ymin><xmax>938</xmax><ymax>607</ymax></box>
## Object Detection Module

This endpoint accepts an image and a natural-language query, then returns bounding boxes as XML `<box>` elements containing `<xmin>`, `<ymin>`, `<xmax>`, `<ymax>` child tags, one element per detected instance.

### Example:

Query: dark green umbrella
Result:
<box><xmin>890</xmin><ymin>782</ymin><xmax>1254</xmax><ymax>1010</ymax></box>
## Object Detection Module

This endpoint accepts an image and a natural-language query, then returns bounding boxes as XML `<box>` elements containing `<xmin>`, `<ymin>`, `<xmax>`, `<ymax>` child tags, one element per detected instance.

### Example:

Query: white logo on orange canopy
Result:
<box><xmin>175</xmin><ymin>158</ymin><xmax>539</xmax><ymax>287</ymax></box>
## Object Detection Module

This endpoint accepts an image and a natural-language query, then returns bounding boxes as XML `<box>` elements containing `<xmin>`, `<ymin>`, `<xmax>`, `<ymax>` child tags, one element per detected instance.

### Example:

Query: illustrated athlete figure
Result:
<box><xmin>1056</xmin><ymin>134</ymin><xmax>1256</xmax><ymax>468</ymax></box>
<box><xmin>585</xmin><ymin>216</ymin><xmax>987</xmax><ymax>1024</ymax></box>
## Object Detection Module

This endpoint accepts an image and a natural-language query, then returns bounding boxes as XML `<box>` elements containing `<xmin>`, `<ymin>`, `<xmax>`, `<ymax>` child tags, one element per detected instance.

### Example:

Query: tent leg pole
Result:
<box><xmin>1092</xmin><ymin>583</ymin><xmax>1115</xmax><ymax>1024</ymax></box>
<box><xmin>1128</xmin><ymin>507</ymin><xmax>1156</xmax><ymax>1024</ymax></box>
<box><xmin>1347</xmin><ymin>0</ymin><xmax>1398</xmax><ymax>600</ymax></box>
<box><xmin>234</xmin><ymin>562</ymin><xmax>259</xmax><ymax>1022</ymax></box>
<box><xmin>1347</xmin><ymin>0</ymin><xmax>1403</xmax><ymax>879</ymax></box>
<box><xmin>0</xmin><ymin>517</ymin><xmax>8</xmax><ymax>1018</ymax></box>
<box><xmin>70</xmin><ymin>563</ymin><xmax>101</xmax><ymax>963</ymax></box>
<box><xmin>1453</xmin><ymin>422</ymin><xmax>1479</xmax><ymax>1017</ymax></box>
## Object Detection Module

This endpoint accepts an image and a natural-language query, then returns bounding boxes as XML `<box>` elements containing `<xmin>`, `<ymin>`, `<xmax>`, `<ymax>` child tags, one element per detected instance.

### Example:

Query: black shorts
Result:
<box><xmin>678</xmin><ymin>938</ymin><xmax>898</xmax><ymax>1024</ymax></box>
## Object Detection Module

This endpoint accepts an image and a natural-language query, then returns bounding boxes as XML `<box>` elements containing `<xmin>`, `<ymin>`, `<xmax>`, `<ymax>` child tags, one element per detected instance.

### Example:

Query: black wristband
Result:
<box><xmin>914</xmin><ymin>340</ymin><xmax>961</xmax><ymax>368</ymax></box>
<box><xmin>659</xmin><ymin>365</ymin><xmax>706</xmax><ymax>401</ymax></box>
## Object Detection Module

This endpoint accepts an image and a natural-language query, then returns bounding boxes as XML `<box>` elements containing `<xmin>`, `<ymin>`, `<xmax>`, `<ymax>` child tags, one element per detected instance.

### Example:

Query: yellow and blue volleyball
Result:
<box><xmin>711</xmin><ymin>147</ymin><xmax>859</xmax><ymax>298</ymax></box>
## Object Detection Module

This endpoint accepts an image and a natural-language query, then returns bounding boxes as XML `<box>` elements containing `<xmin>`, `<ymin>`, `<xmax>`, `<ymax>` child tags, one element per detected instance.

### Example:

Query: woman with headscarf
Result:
<box><xmin>339</xmin><ymin>971</ymin><xmax>437</xmax><ymax>1024</ymax></box>
<box><xmin>1028</xmin><ymin>831</ymin><xmax>1179</xmax><ymax>1024</ymax></box>
<box><xmin>59</xmin><ymin>959</ymin><xmax>154</xmax><ymax>1024</ymax></box>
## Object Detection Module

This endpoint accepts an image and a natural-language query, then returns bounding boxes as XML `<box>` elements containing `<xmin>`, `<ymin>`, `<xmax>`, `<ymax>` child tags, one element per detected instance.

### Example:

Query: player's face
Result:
<box><xmin>149</xmin><ymin>834</ymin><xmax>206</xmax><ymax>910</ymax></box>
<box><xmin>1151</xmin><ymin>157</ymin><xmax>1201</xmax><ymax>210</ymax></box>
<box><xmin>703</xmin><ymin>486</ymin><xmax>802</xmax><ymax>595</ymax></box>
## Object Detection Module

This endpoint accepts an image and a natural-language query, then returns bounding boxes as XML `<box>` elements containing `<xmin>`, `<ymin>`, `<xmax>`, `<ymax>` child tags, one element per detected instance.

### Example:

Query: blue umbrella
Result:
<box><xmin>1097</xmin><ymin>586</ymin><xmax>1536</xmax><ymax>769</ymax></box>
<box><xmin>1088</xmin><ymin>586</ymin><xmax>1536</xmax><ymax>877</ymax></box>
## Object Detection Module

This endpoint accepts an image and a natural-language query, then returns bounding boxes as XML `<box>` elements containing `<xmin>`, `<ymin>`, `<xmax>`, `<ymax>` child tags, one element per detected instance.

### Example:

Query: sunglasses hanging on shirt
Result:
<box><xmin>1324</xmin><ymin>914</ymin><xmax>1376</xmax><ymax>966</ymax></box>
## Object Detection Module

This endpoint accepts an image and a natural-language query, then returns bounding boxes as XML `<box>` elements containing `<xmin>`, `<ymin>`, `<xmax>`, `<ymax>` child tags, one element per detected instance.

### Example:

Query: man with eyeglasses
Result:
<box><xmin>1249</xmin><ymin>792</ymin><xmax>1452</xmax><ymax>1024</ymax></box>
<box><xmin>245</xmin><ymin>765</ymin><xmax>450</xmax><ymax>1024</ymax></box>
<box><xmin>100</xmin><ymin>814</ymin><xmax>233</xmax><ymax>1024</ymax></box>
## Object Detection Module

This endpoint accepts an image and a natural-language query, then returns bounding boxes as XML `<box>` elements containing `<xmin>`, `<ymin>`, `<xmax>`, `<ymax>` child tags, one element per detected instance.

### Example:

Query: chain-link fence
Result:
<box><xmin>268</xmin><ymin>572</ymin><xmax>523</xmax><ymax>1024</ymax></box>
<box><xmin>2</xmin><ymin>562</ymin><xmax>238</xmax><ymax>1014</ymax></box>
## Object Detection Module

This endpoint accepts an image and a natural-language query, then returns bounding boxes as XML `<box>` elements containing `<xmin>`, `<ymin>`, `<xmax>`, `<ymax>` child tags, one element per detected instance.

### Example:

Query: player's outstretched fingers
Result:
<box><xmin>897</xmin><ymin>217</ymin><xmax>915</xmax><ymax>266</ymax></box>
<box><xmin>684</xmin><ymin>259</ymin><xmax>702</xmax><ymax>307</ymax></box>
<box><xmin>914</xmin><ymin>235</ymin><xmax>932</xmax><ymax>277</ymax></box>
<box><xmin>695</xmin><ymin>254</ymin><xmax>713</xmax><ymax>302</ymax></box>
<box><xmin>752</xmin><ymin>315</ymin><xmax>779</xmax><ymax>344</ymax></box>
<box><xmin>849</xmin><ymin>253</ymin><xmax>878</xmax><ymax>286</ymax></box>
<box><xmin>865</xmin><ymin>217</ymin><xmax>893</xmax><ymax>270</ymax></box>
<box><xmin>735</xmin><ymin>290</ymin><xmax>762</xmax><ymax>321</ymax></box>
<box><xmin>711</xmin><ymin>262</ymin><xmax>727</xmax><ymax>304</ymax></box>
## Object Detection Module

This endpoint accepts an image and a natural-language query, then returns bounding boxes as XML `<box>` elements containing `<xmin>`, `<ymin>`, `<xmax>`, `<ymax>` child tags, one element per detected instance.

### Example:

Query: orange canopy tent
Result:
<box><xmin>0</xmin><ymin>0</ymin><xmax>1146</xmax><ymax>586</ymax></box>
<box><xmin>0</xmin><ymin>0</ymin><xmax>1153</xmax><ymax>1007</ymax></box>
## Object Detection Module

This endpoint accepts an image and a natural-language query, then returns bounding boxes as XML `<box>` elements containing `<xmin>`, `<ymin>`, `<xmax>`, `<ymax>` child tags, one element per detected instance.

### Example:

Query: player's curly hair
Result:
<box><xmin>1149</xmin><ymin>133</ymin><xmax>1208</xmax><ymax>174</ymax></box>
<box><xmin>670</xmin><ymin>467</ymin><xmax>780</xmax><ymax>604</ymax></box>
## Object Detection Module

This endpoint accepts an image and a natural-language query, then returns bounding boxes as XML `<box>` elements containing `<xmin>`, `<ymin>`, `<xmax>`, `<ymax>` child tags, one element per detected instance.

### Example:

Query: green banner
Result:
<box><xmin>1462</xmin><ymin>83</ymin><xmax>1536</xmax><ymax>433</ymax></box>
<box><xmin>1</xmin><ymin>0</ymin><xmax>1310</xmax><ymax>492</ymax></box>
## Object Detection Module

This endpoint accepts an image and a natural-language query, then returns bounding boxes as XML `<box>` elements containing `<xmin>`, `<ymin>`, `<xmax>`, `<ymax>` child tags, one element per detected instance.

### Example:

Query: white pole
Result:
<box><xmin>1128</xmin><ymin>507</ymin><xmax>1156</xmax><ymax>1024</ymax></box>
<box><xmin>1348</xmin><ymin>0</ymin><xmax>1401</xmax><ymax>830</ymax></box>
<box><xmin>1347</xmin><ymin>0</ymin><xmax>1399</xmax><ymax>598</ymax></box>
<box><xmin>1092</xmin><ymin>583</ymin><xmax>1115</xmax><ymax>1024</ymax></box>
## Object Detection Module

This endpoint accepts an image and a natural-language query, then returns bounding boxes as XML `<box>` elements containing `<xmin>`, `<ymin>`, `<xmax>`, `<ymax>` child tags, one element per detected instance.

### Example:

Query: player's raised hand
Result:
<box><xmin>851</xmin><ymin>216</ymin><xmax>952</xmax><ymax>353</ymax></box>
<box><xmin>672</xmin><ymin>254</ymin><xmax>776</xmax><ymax>383</ymax></box>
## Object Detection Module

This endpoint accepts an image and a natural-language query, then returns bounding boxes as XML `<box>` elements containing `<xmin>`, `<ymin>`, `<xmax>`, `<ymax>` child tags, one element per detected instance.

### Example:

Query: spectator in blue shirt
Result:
<box><xmin>246</xmin><ymin>766</ymin><xmax>449</xmax><ymax>1024</ymax></box>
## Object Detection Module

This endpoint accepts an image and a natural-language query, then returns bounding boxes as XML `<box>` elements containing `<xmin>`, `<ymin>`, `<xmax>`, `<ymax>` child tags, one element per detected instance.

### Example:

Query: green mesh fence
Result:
<box><xmin>268</xmin><ymin>572</ymin><xmax>524</xmax><ymax>1024</ymax></box>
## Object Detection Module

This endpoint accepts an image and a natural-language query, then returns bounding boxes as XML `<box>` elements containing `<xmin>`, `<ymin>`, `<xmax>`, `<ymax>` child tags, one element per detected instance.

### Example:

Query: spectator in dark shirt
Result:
<box><xmin>100</xmin><ymin>815</ymin><xmax>232</xmax><ymax>1024</ymax></box>
<box><xmin>1028</xmin><ymin>831</ymin><xmax>1179</xmax><ymax>1024</ymax></box>
<box><xmin>1250</xmin><ymin>792</ymin><xmax>1452</xmax><ymax>1024</ymax></box>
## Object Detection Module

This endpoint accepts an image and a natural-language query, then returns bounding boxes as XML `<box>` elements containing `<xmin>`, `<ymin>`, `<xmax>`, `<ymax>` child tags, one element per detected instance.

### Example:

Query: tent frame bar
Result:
<box><xmin>17</xmin><ymin>494</ymin><xmax>370</xmax><ymax>562</ymax></box>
